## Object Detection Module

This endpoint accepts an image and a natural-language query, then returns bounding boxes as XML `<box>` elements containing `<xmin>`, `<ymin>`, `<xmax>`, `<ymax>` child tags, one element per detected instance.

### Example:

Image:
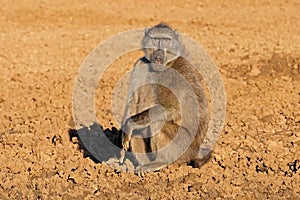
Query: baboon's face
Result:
<box><xmin>142</xmin><ymin>25</ymin><xmax>183</xmax><ymax>71</ymax></box>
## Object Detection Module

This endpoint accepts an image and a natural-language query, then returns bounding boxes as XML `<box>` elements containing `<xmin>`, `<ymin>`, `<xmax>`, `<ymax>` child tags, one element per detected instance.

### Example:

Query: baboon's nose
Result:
<box><xmin>153</xmin><ymin>49</ymin><xmax>164</xmax><ymax>64</ymax></box>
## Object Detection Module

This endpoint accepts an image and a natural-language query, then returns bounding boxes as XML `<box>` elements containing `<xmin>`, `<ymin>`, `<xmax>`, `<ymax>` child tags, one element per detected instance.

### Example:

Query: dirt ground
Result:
<box><xmin>0</xmin><ymin>0</ymin><xmax>300</xmax><ymax>199</ymax></box>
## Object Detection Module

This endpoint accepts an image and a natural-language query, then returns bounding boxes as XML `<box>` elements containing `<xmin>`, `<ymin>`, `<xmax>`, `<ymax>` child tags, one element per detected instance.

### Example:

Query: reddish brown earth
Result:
<box><xmin>0</xmin><ymin>0</ymin><xmax>299</xmax><ymax>199</ymax></box>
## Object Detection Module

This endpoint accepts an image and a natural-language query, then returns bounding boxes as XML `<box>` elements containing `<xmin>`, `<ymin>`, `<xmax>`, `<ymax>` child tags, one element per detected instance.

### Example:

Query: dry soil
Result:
<box><xmin>0</xmin><ymin>0</ymin><xmax>300</xmax><ymax>199</ymax></box>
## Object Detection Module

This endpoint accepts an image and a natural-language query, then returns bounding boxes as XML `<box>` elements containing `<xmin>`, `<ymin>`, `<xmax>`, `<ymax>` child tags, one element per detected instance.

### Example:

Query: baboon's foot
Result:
<box><xmin>135</xmin><ymin>161</ymin><xmax>167</xmax><ymax>177</ymax></box>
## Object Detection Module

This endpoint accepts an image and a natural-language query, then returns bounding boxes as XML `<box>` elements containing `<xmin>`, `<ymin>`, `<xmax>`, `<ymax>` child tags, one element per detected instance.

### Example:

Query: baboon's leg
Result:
<box><xmin>190</xmin><ymin>147</ymin><xmax>212</xmax><ymax>168</ymax></box>
<box><xmin>120</xmin><ymin>104</ymin><xmax>166</xmax><ymax>163</ymax></box>
<box><xmin>121</xmin><ymin>104</ymin><xmax>166</xmax><ymax>150</ymax></box>
<box><xmin>134</xmin><ymin>123</ymin><xmax>180</xmax><ymax>175</ymax></box>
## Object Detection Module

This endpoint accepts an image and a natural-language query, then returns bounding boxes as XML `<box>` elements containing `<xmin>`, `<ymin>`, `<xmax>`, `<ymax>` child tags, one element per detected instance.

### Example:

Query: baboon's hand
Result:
<box><xmin>121</xmin><ymin>118</ymin><xmax>134</xmax><ymax>151</ymax></box>
<box><xmin>119</xmin><ymin>122</ymin><xmax>132</xmax><ymax>163</ymax></box>
<box><xmin>122</xmin><ymin>134</ymin><xmax>131</xmax><ymax>151</ymax></box>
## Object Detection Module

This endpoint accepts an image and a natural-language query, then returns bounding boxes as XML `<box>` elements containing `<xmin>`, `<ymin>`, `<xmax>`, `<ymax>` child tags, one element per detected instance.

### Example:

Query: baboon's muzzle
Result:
<box><xmin>152</xmin><ymin>49</ymin><xmax>164</xmax><ymax>64</ymax></box>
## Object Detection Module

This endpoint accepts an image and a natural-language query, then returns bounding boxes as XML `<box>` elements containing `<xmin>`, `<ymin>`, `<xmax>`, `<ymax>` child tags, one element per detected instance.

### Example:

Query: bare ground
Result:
<box><xmin>0</xmin><ymin>0</ymin><xmax>299</xmax><ymax>199</ymax></box>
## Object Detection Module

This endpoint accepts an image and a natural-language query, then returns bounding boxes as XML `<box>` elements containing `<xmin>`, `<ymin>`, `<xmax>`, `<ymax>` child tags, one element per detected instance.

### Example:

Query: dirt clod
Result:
<box><xmin>0</xmin><ymin>0</ymin><xmax>299</xmax><ymax>199</ymax></box>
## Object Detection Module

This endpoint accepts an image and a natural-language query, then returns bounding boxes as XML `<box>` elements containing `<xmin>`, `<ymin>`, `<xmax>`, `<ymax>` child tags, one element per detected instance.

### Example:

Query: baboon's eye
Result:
<box><xmin>151</xmin><ymin>37</ymin><xmax>171</xmax><ymax>49</ymax></box>
<box><xmin>152</xmin><ymin>38</ymin><xmax>160</xmax><ymax>47</ymax></box>
<box><xmin>159</xmin><ymin>38</ymin><xmax>171</xmax><ymax>48</ymax></box>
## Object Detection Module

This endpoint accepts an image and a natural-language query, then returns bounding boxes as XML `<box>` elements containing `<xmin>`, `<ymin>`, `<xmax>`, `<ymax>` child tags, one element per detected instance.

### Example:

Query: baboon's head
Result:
<box><xmin>142</xmin><ymin>23</ymin><xmax>184</xmax><ymax>71</ymax></box>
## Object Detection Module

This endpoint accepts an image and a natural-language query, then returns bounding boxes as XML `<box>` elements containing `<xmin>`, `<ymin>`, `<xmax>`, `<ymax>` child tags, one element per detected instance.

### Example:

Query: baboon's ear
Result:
<box><xmin>144</xmin><ymin>28</ymin><xmax>149</xmax><ymax>35</ymax></box>
<box><xmin>174</xmin><ymin>31</ymin><xmax>179</xmax><ymax>39</ymax></box>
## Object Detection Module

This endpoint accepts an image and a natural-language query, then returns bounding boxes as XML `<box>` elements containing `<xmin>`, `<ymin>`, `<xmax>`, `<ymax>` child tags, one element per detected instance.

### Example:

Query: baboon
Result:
<box><xmin>120</xmin><ymin>23</ymin><xmax>211</xmax><ymax>174</ymax></box>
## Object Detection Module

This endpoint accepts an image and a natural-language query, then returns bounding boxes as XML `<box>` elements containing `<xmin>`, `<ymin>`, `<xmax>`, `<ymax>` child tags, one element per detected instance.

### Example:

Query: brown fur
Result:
<box><xmin>120</xmin><ymin>24</ymin><xmax>210</xmax><ymax>174</ymax></box>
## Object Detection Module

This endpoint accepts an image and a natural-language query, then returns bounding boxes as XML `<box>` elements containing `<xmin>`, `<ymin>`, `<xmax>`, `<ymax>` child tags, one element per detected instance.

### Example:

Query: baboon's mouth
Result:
<box><xmin>152</xmin><ymin>49</ymin><xmax>164</xmax><ymax>65</ymax></box>
<box><xmin>155</xmin><ymin>58</ymin><xmax>163</xmax><ymax>64</ymax></box>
